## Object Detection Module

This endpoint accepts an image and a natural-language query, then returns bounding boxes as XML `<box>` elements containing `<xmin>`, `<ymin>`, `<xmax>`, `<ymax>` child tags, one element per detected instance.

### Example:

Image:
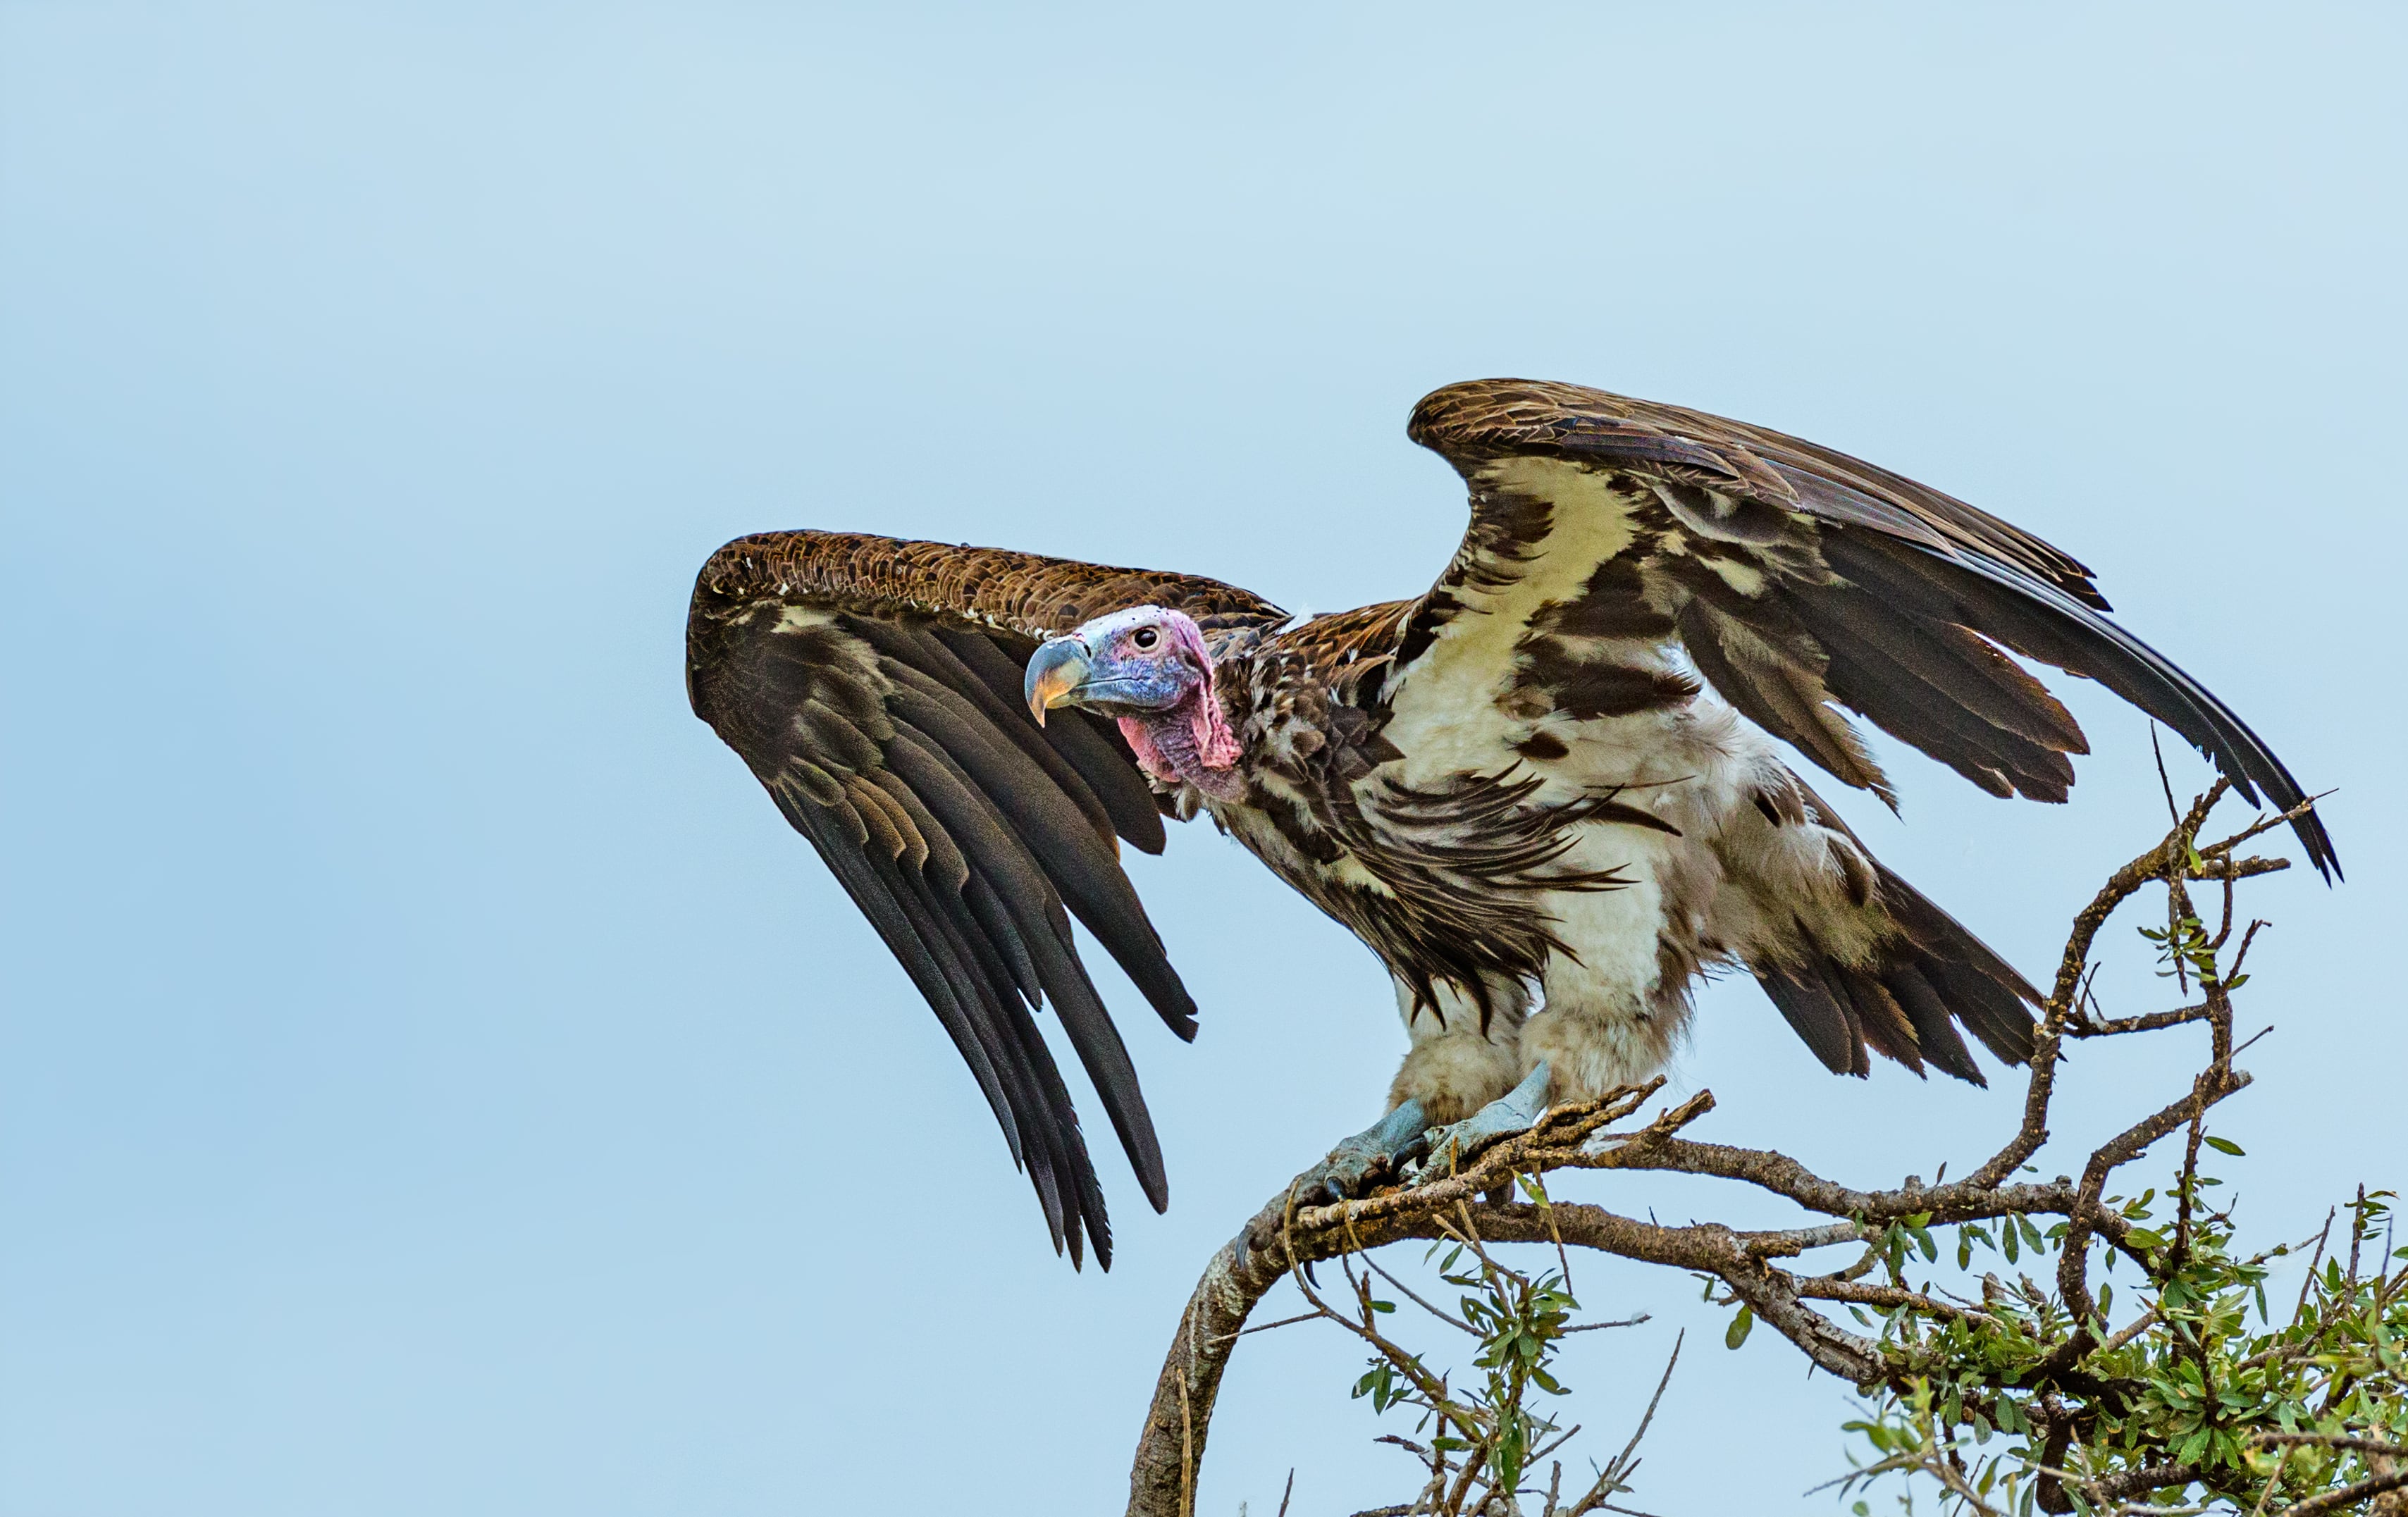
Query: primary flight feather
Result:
<box><xmin>685</xmin><ymin>378</ymin><xmax>2332</xmax><ymax>1268</ymax></box>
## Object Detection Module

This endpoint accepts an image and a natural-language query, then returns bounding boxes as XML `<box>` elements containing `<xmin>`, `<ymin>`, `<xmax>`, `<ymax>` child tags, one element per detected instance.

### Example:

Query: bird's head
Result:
<box><xmin>1024</xmin><ymin>606</ymin><xmax>1245</xmax><ymax>799</ymax></box>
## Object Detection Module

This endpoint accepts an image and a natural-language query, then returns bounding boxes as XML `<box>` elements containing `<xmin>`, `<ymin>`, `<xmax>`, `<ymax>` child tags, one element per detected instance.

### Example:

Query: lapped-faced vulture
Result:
<box><xmin>685</xmin><ymin>378</ymin><xmax>2333</xmax><ymax>1268</ymax></box>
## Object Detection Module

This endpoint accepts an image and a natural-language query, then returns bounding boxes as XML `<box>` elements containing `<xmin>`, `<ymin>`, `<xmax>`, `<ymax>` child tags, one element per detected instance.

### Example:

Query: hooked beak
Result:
<box><xmin>1023</xmin><ymin>637</ymin><xmax>1091</xmax><ymax>726</ymax></box>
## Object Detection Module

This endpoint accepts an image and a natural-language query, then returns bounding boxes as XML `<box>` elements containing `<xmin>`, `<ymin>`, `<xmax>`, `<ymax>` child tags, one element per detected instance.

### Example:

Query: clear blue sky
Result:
<box><xmin>4</xmin><ymin>6</ymin><xmax>2402</xmax><ymax>1513</ymax></box>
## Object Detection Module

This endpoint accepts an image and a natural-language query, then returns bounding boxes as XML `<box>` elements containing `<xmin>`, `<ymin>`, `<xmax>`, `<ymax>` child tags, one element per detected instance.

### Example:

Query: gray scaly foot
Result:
<box><xmin>1288</xmin><ymin>1098</ymin><xmax>1432</xmax><ymax>1207</ymax></box>
<box><xmin>1407</xmin><ymin>1061</ymin><xmax>1552</xmax><ymax>1186</ymax></box>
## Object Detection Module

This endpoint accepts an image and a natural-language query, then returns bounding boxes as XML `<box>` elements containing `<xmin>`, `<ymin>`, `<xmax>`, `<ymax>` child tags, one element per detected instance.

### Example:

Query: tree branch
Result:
<box><xmin>1124</xmin><ymin>790</ymin><xmax>2359</xmax><ymax>1517</ymax></box>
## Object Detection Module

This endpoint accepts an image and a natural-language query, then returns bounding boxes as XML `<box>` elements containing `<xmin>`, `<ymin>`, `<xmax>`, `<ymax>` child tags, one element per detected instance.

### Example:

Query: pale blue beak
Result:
<box><xmin>1023</xmin><ymin>638</ymin><xmax>1091</xmax><ymax>725</ymax></box>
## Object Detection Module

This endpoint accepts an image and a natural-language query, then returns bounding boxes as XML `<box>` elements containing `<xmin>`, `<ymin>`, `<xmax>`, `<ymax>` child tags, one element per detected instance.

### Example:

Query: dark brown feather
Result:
<box><xmin>839</xmin><ymin>617</ymin><xmax>1118</xmax><ymax>850</ymax></box>
<box><xmin>1677</xmin><ymin>601</ymin><xmax>1895</xmax><ymax>802</ymax></box>
<box><xmin>1820</xmin><ymin>531</ymin><xmax>2333</xmax><ymax>875</ymax></box>
<box><xmin>776</xmin><ymin>786</ymin><xmax>1097</xmax><ymax>1255</ymax></box>
<box><xmin>1879</xmin><ymin>962</ymin><xmax>1984</xmax><ymax>1084</ymax></box>
<box><xmin>684</xmin><ymin>533</ymin><xmax>1259</xmax><ymax>1261</ymax></box>
<box><xmin>929</xmin><ymin>625</ymin><xmax>1171</xmax><ymax>855</ymax></box>
<box><xmin>1400</xmin><ymin>378</ymin><xmax>2332</xmax><ymax>877</ymax></box>
<box><xmin>882</xmin><ymin>676</ymin><xmax>1192</xmax><ymax>1032</ymax></box>
<box><xmin>881</xmin><ymin>728</ymin><xmax>1170</xmax><ymax>1210</ymax></box>
<box><xmin>1787</xmin><ymin>587</ymin><xmax>2087</xmax><ymax>753</ymax></box>
<box><xmin>1834</xmin><ymin>962</ymin><xmax>1923</xmax><ymax>1073</ymax></box>
<box><xmin>689</xmin><ymin>376</ymin><xmax>2331</xmax><ymax>1265</ymax></box>
<box><xmin>1756</xmin><ymin>958</ymin><xmax>1865</xmax><ymax>1077</ymax></box>
<box><xmin>1814</xmin><ymin>637</ymin><xmax>2077</xmax><ymax>803</ymax></box>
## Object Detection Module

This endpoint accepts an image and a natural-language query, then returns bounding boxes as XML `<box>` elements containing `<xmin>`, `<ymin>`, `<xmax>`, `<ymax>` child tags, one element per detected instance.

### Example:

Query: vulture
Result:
<box><xmin>685</xmin><ymin>378</ymin><xmax>2332</xmax><ymax>1268</ymax></box>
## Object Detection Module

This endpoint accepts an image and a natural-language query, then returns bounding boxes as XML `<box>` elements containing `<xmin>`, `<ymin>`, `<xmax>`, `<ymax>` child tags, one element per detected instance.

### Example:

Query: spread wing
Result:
<box><xmin>686</xmin><ymin>530</ymin><xmax>1289</xmax><ymax>1266</ymax></box>
<box><xmin>1401</xmin><ymin>378</ymin><xmax>2337</xmax><ymax>877</ymax></box>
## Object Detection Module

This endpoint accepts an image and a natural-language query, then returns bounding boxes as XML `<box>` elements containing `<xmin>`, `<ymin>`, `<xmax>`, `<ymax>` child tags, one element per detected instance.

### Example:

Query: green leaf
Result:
<box><xmin>2204</xmin><ymin>1135</ymin><xmax>2245</xmax><ymax>1156</ymax></box>
<box><xmin>1726</xmin><ymin>1305</ymin><xmax>1755</xmax><ymax>1349</ymax></box>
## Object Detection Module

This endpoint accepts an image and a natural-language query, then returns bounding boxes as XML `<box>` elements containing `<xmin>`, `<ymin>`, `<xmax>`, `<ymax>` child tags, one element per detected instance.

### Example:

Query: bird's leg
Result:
<box><xmin>1278</xmin><ymin>979</ymin><xmax>1531</xmax><ymax>1210</ymax></box>
<box><xmin>1406</xmin><ymin>1060</ymin><xmax>1552</xmax><ymax>1186</ymax></box>
<box><xmin>1288</xmin><ymin>1097</ymin><xmax>1433</xmax><ymax>1206</ymax></box>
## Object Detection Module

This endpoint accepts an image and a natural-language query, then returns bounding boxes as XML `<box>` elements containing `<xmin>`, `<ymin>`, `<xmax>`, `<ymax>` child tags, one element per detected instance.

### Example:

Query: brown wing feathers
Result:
<box><xmin>927</xmin><ymin>624</ymin><xmax>1171</xmax><ymax>853</ymax></box>
<box><xmin>692</xmin><ymin>386</ymin><xmax>2330</xmax><ymax>1261</ymax></box>
<box><xmin>1818</xmin><ymin>531</ymin><xmax>2335</xmax><ymax>876</ymax></box>
<box><xmin>687</xmin><ymin>531</ymin><xmax>1284</xmax><ymax>1265</ymax></box>
<box><xmin>869</xmin><ymin>637</ymin><xmax>1199</xmax><ymax>1038</ymax></box>
<box><xmin>1409</xmin><ymin>380</ymin><xmax>2337</xmax><ymax>879</ymax></box>
<box><xmin>697</xmin><ymin>528</ymin><xmax>1289</xmax><ymax>643</ymax></box>
<box><xmin>1407</xmin><ymin>379</ymin><xmax>2325</xmax><ymax>1087</ymax></box>
<box><xmin>1751</xmin><ymin>779</ymin><xmax>2042</xmax><ymax>1086</ymax></box>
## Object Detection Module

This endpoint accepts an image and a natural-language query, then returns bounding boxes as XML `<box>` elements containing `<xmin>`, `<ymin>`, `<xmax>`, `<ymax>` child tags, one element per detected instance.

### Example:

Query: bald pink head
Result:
<box><xmin>1023</xmin><ymin>606</ymin><xmax>1245</xmax><ymax>800</ymax></box>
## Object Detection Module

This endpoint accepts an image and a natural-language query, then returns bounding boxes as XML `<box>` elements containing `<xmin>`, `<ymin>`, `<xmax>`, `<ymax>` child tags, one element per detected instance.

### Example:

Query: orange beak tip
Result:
<box><xmin>1023</xmin><ymin>641</ymin><xmax>1089</xmax><ymax>726</ymax></box>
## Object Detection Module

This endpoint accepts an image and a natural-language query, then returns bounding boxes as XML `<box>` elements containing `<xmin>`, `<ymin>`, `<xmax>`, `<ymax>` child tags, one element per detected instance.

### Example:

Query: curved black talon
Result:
<box><xmin>1288</xmin><ymin>1097</ymin><xmax>1432</xmax><ymax>1206</ymax></box>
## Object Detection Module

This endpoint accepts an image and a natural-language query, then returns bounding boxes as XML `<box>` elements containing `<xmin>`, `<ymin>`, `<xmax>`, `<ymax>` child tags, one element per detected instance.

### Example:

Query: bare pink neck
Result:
<box><xmin>1118</xmin><ymin>678</ymin><xmax>1245</xmax><ymax>801</ymax></box>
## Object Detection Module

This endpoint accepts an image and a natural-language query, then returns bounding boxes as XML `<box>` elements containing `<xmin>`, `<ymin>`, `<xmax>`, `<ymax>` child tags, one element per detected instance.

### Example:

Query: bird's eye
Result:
<box><xmin>1132</xmin><ymin>627</ymin><xmax>1160</xmax><ymax>650</ymax></box>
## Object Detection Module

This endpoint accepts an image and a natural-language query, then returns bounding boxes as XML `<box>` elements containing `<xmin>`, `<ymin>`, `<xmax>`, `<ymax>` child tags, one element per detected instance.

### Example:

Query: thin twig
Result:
<box><xmin>1562</xmin><ymin>1315</ymin><xmax>1652</xmax><ymax>1335</ymax></box>
<box><xmin>1223</xmin><ymin>1311</ymin><xmax>1326</xmax><ymax>1342</ymax></box>
<box><xmin>1562</xmin><ymin>1332</ymin><xmax>1683</xmax><ymax>1517</ymax></box>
